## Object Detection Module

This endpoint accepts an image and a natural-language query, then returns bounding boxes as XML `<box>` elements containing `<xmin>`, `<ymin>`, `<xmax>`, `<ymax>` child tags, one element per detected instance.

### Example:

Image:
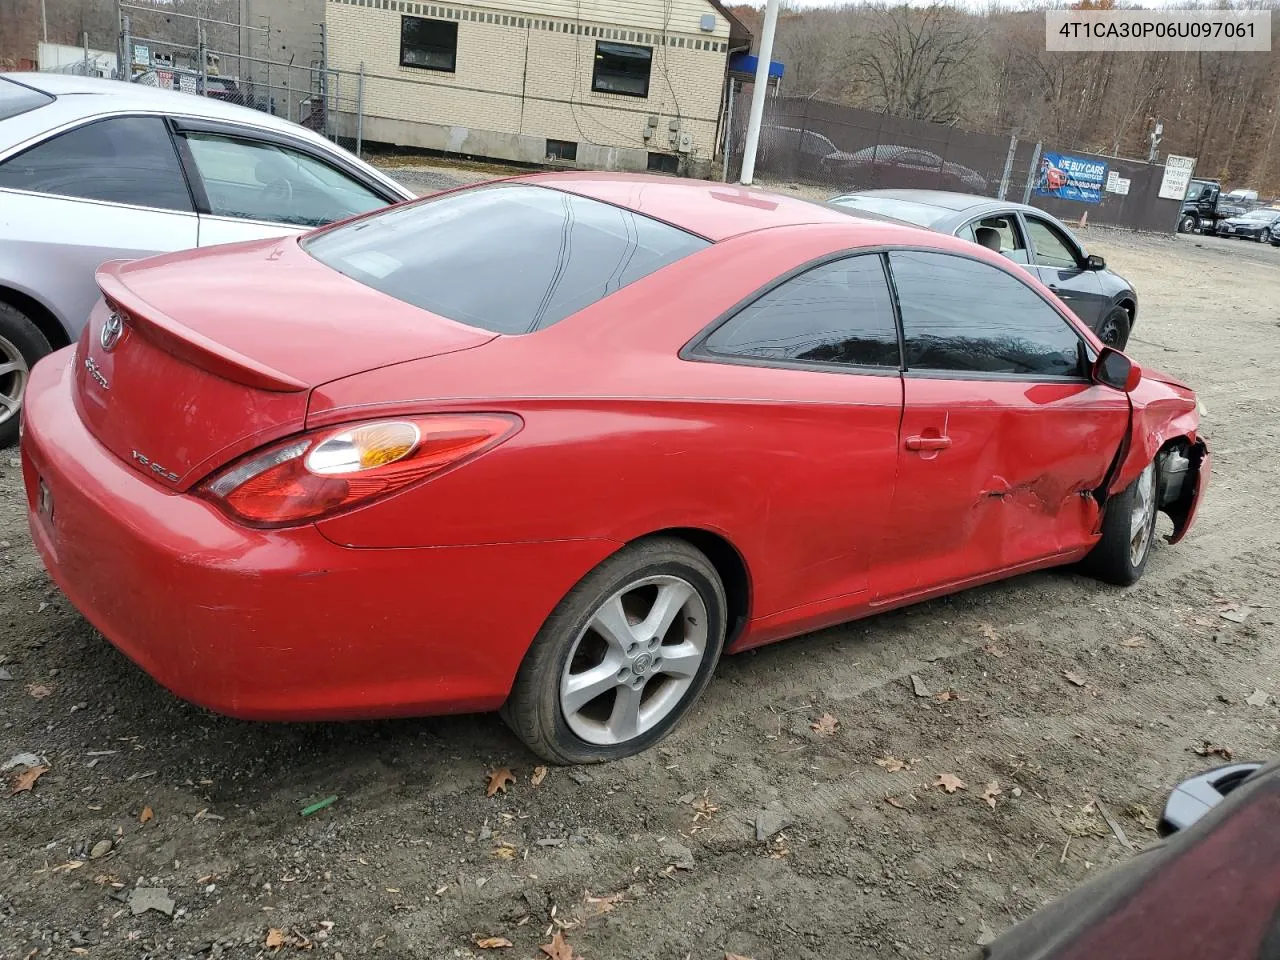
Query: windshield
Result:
<box><xmin>1242</xmin><ymin>209</ymin><xmax>1278</xmax><ymax>221</ymax></box>
<box><xmin>304</xmin><ymin>183</ymin><xmax>710</xmax><ymax>334</ymax></box>
<box><xmin>828</xmin><ymin>195</ymin><xmax>948</xmax><ymax>228</ymax></box>
<box><xmin>0</xmin><ymin>77</ymin><xmax>54</xmax><ymax>121</ymax></box>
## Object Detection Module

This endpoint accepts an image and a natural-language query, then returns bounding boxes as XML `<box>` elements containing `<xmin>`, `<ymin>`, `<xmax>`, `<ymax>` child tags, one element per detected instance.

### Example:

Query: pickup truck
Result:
<box><xmin>1178</xmin><ymin>179</ymin><xmax>1254</xmax><ymax>233</ymax></box>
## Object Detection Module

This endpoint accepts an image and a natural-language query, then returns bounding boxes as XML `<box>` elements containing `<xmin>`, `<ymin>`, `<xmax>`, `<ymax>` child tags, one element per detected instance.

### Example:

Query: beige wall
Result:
<box><xmin>325</xmin><ymin>0</ymin><xmax>733</xmax><ymax>169</ymax></box>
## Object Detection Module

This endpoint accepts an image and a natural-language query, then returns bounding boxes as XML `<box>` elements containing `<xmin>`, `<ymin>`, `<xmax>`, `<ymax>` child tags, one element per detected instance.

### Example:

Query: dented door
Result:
<box><xmin>872</xmin><ymin>249</ymin><xmax>1130</xmax><ymax>602</ymax></box>
<box><xmin>872</xmin><ymin>378</ymin><xmax>1128</xmax><ymax>600</ymax></box>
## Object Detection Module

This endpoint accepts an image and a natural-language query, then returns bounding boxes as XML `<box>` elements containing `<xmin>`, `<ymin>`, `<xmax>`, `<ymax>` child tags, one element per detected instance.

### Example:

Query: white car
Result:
<box><xmin>0</xmin><ymin>73</ymin><xmax>414</xmax><ymax>444</ymax></box>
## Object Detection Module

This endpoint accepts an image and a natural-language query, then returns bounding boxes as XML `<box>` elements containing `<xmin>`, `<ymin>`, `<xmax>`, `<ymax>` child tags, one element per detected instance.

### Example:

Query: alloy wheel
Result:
<box><xmin>0</xmin><ymin>332</ymin><xmax>29</xmax><ymax>429</ymax></box>
<box><xmin>1099</xmin><ymin>314</ymin><xmax>1121</xmax><ymax>346</ymax></box>
<box><xmin>1129</xmin><ymin>462</ymin><xmax>1157</xmax><ymax>567</ymax></box>
<box><xmin>559</xmin><ymin>574</ymin><xmax>708</xmax><ymax>746</ymax></box>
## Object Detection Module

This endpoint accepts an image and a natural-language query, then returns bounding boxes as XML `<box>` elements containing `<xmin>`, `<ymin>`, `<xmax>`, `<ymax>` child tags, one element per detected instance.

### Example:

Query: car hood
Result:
<box><xmin>1141</xmin><ymin>364</ymin><xmax>1194</xmax><ymax>395</ymax></box>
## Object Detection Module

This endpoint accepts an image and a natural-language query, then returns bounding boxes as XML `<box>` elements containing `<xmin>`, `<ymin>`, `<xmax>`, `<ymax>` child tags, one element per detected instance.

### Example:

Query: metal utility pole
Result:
<box><xmin>356</xmin><ymin>62</ymin><xmax>365</xmax><ymax>157</ymax></box>
<box><xmin>41</xmin><ymin>0</ymin><xmax>48</xmax><ymax>42</ymax></box>
<box><xmin>1147</xmin><ymin>121</ymin><xmax>1163</xmax><ymax>163</ymax></box>
<box><xmin>722</xmin><ymin>78</ymin><xmax>736</xmax><ymax>182</ymax></box>
<box><xmin>738</xmin><ymin>0</ymin><xmax>780</xmax><ymax>186</ymax></box>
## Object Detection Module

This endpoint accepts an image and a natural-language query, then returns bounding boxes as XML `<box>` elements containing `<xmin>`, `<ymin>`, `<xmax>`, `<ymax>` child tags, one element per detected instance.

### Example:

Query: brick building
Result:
<box><xmin>324</xmin><ymin>0</ymin><xmax>750</xmax><ymax>174</ymax></box>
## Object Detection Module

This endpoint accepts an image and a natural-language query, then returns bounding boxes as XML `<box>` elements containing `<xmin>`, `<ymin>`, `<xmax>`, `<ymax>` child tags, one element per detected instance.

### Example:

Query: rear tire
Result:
<box><xmin>1097</xmin><ymin>306</ymin><xmax>1132</xmax><ymax>350</ymax></box>
<box><xmin>0</xmin><ymin>303</ymin><xmax>52</xmax><ymax>448</ymax></box>
<box><xmin>502</xmin><ymin>537</ymin><xmax>727</xmax><ymax>764</ymax></box>
<box><xmin>1082</xmin><ymin>460</ymin><xmax>1159</xmax><ymax>587</ymax></box>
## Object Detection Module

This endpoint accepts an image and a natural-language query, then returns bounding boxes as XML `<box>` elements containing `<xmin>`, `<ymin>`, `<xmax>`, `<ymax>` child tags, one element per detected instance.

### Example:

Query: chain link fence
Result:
<box><xmin>105</xmin><ymin>2</ymin><xmax>336</xmax><ymax>137</ymax></box>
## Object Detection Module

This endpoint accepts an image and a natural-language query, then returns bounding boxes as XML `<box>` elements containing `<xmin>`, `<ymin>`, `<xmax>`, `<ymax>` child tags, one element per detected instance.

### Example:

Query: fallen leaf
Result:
<box><xmin>486</xmin><ymin>768</ymin><xmax>516</xmax><ymax>797</ymax></box>
<box><xmin>585</xmin><ymin>891</ymin><xmax>624</xmax><ymax>916</ymax></box>
<box><xmin>530</xmin><ymin>765</ymin><xmax>549</xmax><ymax>787</ymax></box>
<box><xmin>910</xmin><ymin>674</ymin><xmax>931</xmax><ymax>697</ymax></box>
<box><xmin>1120</xmin><ymin>636</ymin><xmax>1146</xmax><ymax>648</ymax></box>
<box><xmin>26</xmin><ymin>683</ymin><xmax>52</xmax><ymax>699</ymax></box>
<box><xmin>1126</xmin><ymin>803</ymin><xmax>1159</xmax><ymax>832</ymax></box>
<box><xmin>934</xmin><ymin>773</ymin><xmax>967</xmax><ymax>794</ymax></box>
<box><xmin>265</xmin><ymin>928</ymin><xmax>290</xmax><ymax>949</ymax></box>
<box><xmin>492</xmin><ymin>843</ymin><xmax>517</xmax><ymax>860</ymax></box>
<box><xmin>540</xmin><ymin>931</ymin><xmax>576</xmax><ymax>960</ymax></box>
<box><xmin>982</xmin><ymin>782</ymin><xmax>1002</xmax><ymax>809</ymax></box>
<box><xmin>1193</xmin><ymin>741</ymin><xmax>1233</xmax><ymax>760</ymax></box>
<box><xmin>9</xmin><ymin>764</ymin><xmax>49</xmax><ymax>795</ymax></box>
<box><xmin>982</xmin><ymin>643</ymin><xmax>1006</xmax><ymax>658</ymax></box>
<box><xmin>139</xmin><ymin>806</ymin><xmax>153</xmax><ymax>824</ymax></box>
<box><xmin>475</xmin><ymin>936</ymin><xmax>514</xmax><ymax>949</ymax></box>
<box><xmin>874</xmin><ymin>755</ymin><xmax>909</xmax><ymax>773</ymax></box>
<box><xmin>1246</xmin><ymin>688</ymin><xmax>1269</xmax><ymax>707</ymax></box>
<box><xmin>810</xmin><ymin>713</ymin><xmax>839</xmax><ymax>736</ymax></box>
<box><xmin>1063</xmin><ymin>670</ymin><xmax>1087</xmax><ymax>687</ymax></box>
<box><xmin>934</xmin><ymin>689</ymin><xmax>967</xmax><ymax>702</ymax></box>
<box><xmin>71</xmin><ymin>949</ymin><xmax>89</xmax><ymax>957</ymax></box>
<box><xmin>979</xmin><ymin>622</ymin><xmax>999</xmax><ymax>641</ymax></box>
<box><xmin>884</xmin><ymin>795</ymin><xmax>906</xmax><ymax>809</ymax></box>
<box><xmin>726</xmin><ymin>955</ymin><xmax>757</xmax><ymax>960</ymax></box>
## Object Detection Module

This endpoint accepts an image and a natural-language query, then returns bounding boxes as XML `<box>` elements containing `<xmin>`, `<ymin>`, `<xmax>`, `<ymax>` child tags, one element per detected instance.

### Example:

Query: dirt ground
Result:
<box><xmin>3</xmin><ymin>167</ymin><xmax>1279</xmax><ymax>960</ymax></box>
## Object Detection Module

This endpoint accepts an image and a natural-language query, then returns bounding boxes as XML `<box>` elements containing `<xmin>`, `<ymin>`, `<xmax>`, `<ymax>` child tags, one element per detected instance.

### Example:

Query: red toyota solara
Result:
<box><xmin>21</xmin><ymin>173</ymin><xmax>1208</xmax><ymax>763</ymax></box>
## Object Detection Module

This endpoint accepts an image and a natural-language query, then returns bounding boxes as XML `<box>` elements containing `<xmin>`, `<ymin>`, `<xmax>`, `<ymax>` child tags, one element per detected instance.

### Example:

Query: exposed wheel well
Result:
<box><xmin>0</xmin><ymin>286</ymin><xmax>70</xmax><ymax>350</ymax></box>
<box><xmin>1117</xmin><ymin>298</ymin><xmax>1136</xmax><ymax>325</ymax></box>
<box><xmin>640</xmin><ymin>528</ymin><xmax>751</xmax><ymax>645</ymax></box>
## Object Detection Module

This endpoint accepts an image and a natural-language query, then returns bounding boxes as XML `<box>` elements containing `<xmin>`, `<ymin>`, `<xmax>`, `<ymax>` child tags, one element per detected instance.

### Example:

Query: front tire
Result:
<box><xmin>503</xmin><ymin>538</ymin><xmax>727</xmax><ymax>764</ymax></box>
<box><xmin>1097</xmin><ymin>306</ymin><xmax>1132</xmax><ymax>350</ymax></box>
<box><xmin>1082</xmin><ymin>461</ymin><xmax>1159</xmax><ymax>586</ymax></box>
<box><xmin>0</xmin><ymin>303</ymin><xmax>52</xmax><ymax>447</ymax></box>
<box><xmin>1178</xmin><ymin>214</ymin><xmax>1197</xmax><ymax>234</ymax></box>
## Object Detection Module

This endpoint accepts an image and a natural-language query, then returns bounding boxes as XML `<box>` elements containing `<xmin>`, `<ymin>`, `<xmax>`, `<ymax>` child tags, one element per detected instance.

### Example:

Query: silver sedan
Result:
<box><xmin>0</xmin><ymin>73</ymin><xmax>414</xmax><ymax>445</ymax></box>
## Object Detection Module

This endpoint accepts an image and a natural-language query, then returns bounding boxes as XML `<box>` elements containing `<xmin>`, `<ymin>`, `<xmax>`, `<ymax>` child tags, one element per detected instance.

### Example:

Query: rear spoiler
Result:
<box><xmin>96</xmin><ymin>261</ymin><xmax>308</xmax><ymax>394</ymax></box>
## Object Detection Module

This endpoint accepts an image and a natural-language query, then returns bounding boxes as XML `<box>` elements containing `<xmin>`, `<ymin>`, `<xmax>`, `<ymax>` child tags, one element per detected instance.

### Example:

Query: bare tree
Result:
<box><xmin>852</xmin><ymin>4</ymin><xmax>985</xmax><ymax>124</ymax></box>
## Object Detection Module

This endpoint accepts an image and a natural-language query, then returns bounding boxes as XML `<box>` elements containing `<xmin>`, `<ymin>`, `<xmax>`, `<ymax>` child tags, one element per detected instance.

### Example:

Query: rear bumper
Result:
<box><xmin>21</xmin><ymin>351</ymin><xmax>618</xmax><ymax>721</ymax></box>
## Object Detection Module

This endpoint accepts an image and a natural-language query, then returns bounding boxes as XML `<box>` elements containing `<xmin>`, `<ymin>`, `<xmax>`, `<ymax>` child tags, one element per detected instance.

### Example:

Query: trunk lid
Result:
<box><xmin>77</xmin><ymin>237</ymin><xmax>496</xmax><ymax>491</ymax></box>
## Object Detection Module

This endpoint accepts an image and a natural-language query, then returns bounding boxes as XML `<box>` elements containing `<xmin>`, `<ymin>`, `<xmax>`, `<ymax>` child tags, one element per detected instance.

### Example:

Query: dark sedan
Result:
<box><xmin>1216</xmin><ymin>207</ymin><xmax>1280</xmax><ymax>241</ymax></box>
<box><xmin>828</xmin><ymin>189</ymin><xmax>1138</xmax><ymax>348</ymax></box>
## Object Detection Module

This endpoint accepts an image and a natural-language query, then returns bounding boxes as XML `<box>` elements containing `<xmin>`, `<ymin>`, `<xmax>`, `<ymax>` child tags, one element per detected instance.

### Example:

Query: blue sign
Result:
<box><xmin>1034</xmin><ymin>151</ymin><xmax>1108</xmax><ymax>204</ymax></box>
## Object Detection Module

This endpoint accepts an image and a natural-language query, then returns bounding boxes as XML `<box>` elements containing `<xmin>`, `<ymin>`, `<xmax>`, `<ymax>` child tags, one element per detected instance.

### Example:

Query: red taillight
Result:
<box><xmin>200</xmin><ymin>414</ymin><xmax>520</xmax><ymax>526</ymax></box>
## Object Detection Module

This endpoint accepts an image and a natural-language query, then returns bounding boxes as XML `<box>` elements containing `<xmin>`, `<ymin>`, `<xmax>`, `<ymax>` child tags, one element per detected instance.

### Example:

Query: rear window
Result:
<box><xmin>0</xmin><ymin>77</ymin><xmax>54</xmax><ymax>121</ymax></box>
<box><xmin>303</xmin><ymin>183</ymin><xmax>710</xmax><ymax>334</ymax></box>
<box><xmin>828</xmin><ymin>195</ymin><xmax>948</xmax><ymax>228</ymax></box>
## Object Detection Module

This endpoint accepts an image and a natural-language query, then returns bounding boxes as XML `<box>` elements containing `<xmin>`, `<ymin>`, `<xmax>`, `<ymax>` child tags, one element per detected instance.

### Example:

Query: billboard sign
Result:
<box><xmin>1035</xmin><ymin>151</ymin><xmax>1108</xmax><ymax>204</ymax></box>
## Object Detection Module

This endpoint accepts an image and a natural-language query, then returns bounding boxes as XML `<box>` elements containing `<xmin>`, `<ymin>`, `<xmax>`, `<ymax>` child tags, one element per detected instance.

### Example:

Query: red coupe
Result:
<box><xmin>20</xmin><ymin>173</ymin><xmax>1209</xmax><ymax>763</ymax></box>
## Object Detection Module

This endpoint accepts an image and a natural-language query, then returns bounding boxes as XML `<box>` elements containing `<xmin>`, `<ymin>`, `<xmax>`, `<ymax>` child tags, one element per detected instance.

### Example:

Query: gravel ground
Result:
<box><xmin>2</xmin><ymin>169</ymin><xmax>1278</xmax><ymax>960</ymax></box>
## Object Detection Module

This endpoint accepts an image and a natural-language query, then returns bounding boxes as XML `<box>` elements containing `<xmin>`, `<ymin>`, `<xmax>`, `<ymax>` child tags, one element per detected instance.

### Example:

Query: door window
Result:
<box><xmin>0</xmin><ymin>116</ymin><xmax>192</xmax><ymax>211</ymax></box>
<box><xmin>967</xmin><ymin>214</ymin><xmax>1028</xmax><ymax>264</ymax></box>
<box><xmin>702</xmin><ymin>255</ymin><xmax>900</xmax><ymax>368</ymax></box>
<box><xmin>181</xmin><ymin>133</ymin><xmax>387</xmax><ymax>227</ymax></box>
<box><xmin>1025</xmin><ymin>217</ymin><xmax>1081</xmax><ymax>269</ymax></box>
<box><xmin>888</xmin><ymin>251</ymin><xmax>1083</xmax><ymax>378</ymax></box>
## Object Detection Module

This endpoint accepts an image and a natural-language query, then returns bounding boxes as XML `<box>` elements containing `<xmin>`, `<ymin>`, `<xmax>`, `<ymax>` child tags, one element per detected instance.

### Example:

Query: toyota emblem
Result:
<box><xmin>100</xmin><ymin>311</ymin><xmax>124</xmax><ymax>352</ymax></box>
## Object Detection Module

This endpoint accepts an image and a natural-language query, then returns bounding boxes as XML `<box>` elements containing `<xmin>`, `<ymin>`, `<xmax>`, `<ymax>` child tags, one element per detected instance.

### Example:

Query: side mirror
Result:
<box><xmin>1092</xmin><ymin>346</ymin><xmax>1142</xmax><ymax>392</ymax></box>
<box><xmin>1159</xmin><ymin>762</ymin><xmax>1263</xmax><ymax>835</ymax></box>
<box><xmin>1085</xmin><ymin>253</ymin><xmax>1106</xmax><ymax>271</ymax></box>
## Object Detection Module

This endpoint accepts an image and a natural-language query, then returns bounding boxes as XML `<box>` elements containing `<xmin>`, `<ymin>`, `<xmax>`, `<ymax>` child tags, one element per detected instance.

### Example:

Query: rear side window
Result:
<box><xmin>0</xmin><ymin>77</ymin><xmax>54</xmax><ymax>120</ymax></box>
<box><xmin>0</xmin><ymin>116</ymin><xmax>192</xmax><ymax>212</ymax></box>
<box><xmin>304</xmin><ymin>184</ymin><xmax>709</xmax><ymax>334</ymax></box>
<box><xmin>702</xmin><ymin>255</ymin><xmax>900</xmax><ymax>368</ymax></box>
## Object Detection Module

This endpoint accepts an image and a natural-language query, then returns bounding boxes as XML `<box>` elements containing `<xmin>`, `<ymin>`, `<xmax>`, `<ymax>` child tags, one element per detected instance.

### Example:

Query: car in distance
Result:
<box><xmin>1214</xmin><ymin>207</ymin><xmax>1280</xmax><ymax>241</ymax></box>
<box><xmin>0</xmin><ymin>72</ymin><xmax>414</xmax><ymax>445</ymax></box>
<box><xmin>827</xmin><ymin>189</ymin><xmax>1138</xmax><ymax>349</ymax></box>
<box><xmin>21</xmin><ymin>174</ymin><xmax>1209</xmax><ymax>764</ymax></box>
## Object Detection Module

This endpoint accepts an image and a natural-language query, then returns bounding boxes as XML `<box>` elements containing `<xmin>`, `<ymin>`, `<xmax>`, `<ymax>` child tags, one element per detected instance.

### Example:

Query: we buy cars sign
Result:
<box><xmin>1034</xmin><ymin>151</ymin><xmax>1108</xmax><ymax>204</ymax></box>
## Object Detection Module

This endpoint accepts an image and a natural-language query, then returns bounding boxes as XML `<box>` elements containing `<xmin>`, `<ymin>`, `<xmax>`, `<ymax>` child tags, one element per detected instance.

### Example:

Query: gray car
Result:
<box><xmin>827</xmin><ymin>190</ymin><xmax>1138</xmax><ymax>350</ymax></box>
<box><xmin>0</xmin><ymin>73</ymin><xmax>415</xmax><ymax>445</ymax></box>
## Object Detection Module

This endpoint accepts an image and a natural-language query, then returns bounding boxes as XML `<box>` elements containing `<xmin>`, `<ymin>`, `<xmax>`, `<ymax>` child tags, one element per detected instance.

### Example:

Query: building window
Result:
<box><xmin>592</xmin><ymin>41</ymin><xmax>651</xmax><ymax>97</ymax></box>
<box><xmin>647</xmin><ymin>152</ymin><xmax>678</xmax><ymax>174</ymax></box>
<box><xmin>400</xmin><ymin>14</ymin><xmax>457</xmax><ymax>72</ymax></box>
<box><xmin>546</xmin><ymin>139</ymin><xmax>578</xmax><ymax>161</ymax></box>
